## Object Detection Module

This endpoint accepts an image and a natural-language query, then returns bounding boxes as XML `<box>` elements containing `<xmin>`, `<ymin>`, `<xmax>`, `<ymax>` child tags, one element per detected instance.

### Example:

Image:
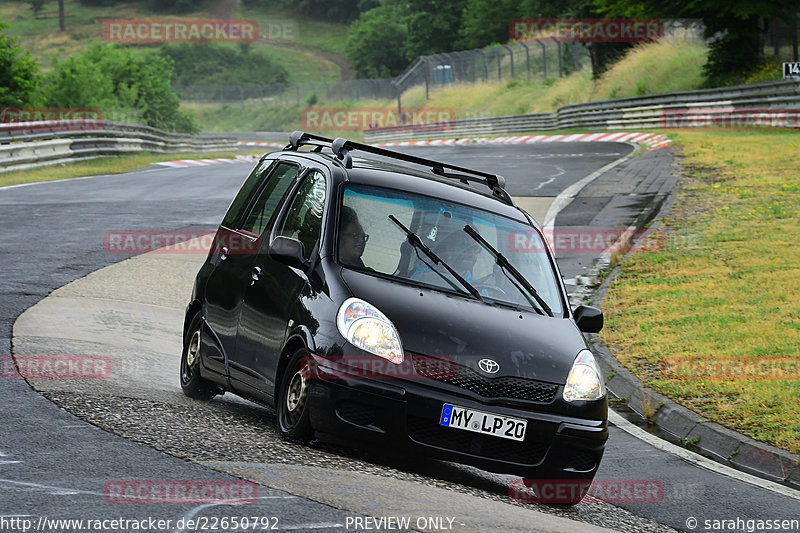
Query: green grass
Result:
<box><xmin>256</xmin><ymin>44</ymin><xmax>340</xmax><ymax>82</ymax></box>
<box><xmin>0</xmin><ymin>148</ymin><xmax>267</xmax><ymax>188</ymax></box>
<box><xmin>237</xmin><ymin>4</ymin><xmax>349</xmax><ymax>56</ymax></box>
<box><xmin>1</xmin><ymin>0</ymin><xmax>348</xmax><ymax>78</ymax></box>
<box><xmin>399</xmin><ymin>36</ymin><xmax>708</xmax><ymax>116</ymax></box>
<box><xmin>601</xmin><ymin>129</ymin><xmax>800</xmax><ymax>454</ymax></box>
<box><xmin>183</xmin><ymin>101</ymin><xmax>305</xmax><ymax>135</ymax></box>
<box><xmin>188</xmin><ymin>36</ymin><xmax>709</xmax><ymax>132</ymax></box>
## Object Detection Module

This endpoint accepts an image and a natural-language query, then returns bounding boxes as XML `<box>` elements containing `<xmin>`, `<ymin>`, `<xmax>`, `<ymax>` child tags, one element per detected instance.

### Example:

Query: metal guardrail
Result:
<box><xmin>364</xmin><ymin>80</ymin><xmax>800</xmax><ymax>142</ymax></box>
<box><xmin>0</xmin><ymin>120</ymin><xmax>238</xmax><ymax>173</ymax></box>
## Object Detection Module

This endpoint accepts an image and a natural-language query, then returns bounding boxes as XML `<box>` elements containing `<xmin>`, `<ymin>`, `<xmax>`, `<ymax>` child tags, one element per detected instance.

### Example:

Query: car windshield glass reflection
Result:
<box><xmin>338</xmin><ymin>184</ymin><xmax>563</xmax><ymax>315</ymax></box>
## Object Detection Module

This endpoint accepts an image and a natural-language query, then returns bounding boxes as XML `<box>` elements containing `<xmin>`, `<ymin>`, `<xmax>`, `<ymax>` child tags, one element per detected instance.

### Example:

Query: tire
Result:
<box><xmin>180</xmin><ymin>313</ymin><xmax>221</xmax><ymax>401</ymax></box>
<box><xmin>276</xmin><ymin>348</ymin><xmax>314</xmax><ymax>442</ymax></box>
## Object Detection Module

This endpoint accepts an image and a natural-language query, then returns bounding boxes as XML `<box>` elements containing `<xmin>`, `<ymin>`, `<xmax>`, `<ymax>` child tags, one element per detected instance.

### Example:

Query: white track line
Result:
<box><xmin>609</xmin><ymin>411</ymin><xmax>800</xmax><ymax>501</ymax></box>
<box><xmin>542</xmin><ymin>146</ymin><xmax>636</xmax><ymax>232</ymax></box>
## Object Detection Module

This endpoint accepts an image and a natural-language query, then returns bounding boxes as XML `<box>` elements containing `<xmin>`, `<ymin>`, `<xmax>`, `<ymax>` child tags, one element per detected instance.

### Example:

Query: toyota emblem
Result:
<box><xmin>477</xmin><ymin>358</ymin><xmax>500</xmax><ymax>374</ymax></box>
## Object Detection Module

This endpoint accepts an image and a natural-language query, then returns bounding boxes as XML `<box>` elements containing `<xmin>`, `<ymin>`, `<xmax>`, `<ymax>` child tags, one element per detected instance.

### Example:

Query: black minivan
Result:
<box><xmin>180</xmin><ymin>132</ymin><xmax>608</xmax><ymax>503</ymax></box>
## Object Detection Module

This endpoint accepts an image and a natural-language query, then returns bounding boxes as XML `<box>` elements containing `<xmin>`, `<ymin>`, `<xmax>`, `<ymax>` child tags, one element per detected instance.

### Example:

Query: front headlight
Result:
<box><xmin>336</xmin><ymin>298</ymin><xmax>404</xmax><ymax>364</ymax></box>
<box><xmin>563</xmin><ymin>349</ymin><xmax>605</xmax><ymax>402</ymax></box>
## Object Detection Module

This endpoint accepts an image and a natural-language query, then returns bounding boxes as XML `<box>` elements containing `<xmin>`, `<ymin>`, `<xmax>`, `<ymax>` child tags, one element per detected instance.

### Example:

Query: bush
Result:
<box><xmin>42</xmin><ymin>42</ymin><xmax>196</xmax><ymax>133</ymax></box>
<box><xmin>0</xmin><ymin>16</ymin><xmax>41</xmax><ymax>108</ymax></box>
<box><xmin>160</xmin><ymin>44</ymin><xmax>289</xmax><ymax>86</ymax></box>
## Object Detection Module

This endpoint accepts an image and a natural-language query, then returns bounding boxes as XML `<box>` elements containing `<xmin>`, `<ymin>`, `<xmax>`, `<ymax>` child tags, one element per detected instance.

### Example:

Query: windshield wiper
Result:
<box><xmin>463</xmin><ymin>224</ymin><xmax>553</xmax><ymax>317</ymax></box>
<box><xmin>388</xmin><ymin>215</ymin><xmax>484</xmax><ymax>302</ymax></box>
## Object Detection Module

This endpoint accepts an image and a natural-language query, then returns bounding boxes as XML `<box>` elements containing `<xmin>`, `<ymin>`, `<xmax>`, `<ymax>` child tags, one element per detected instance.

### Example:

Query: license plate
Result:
<box><xmin>439</xmin><ymin>404</ymin><xmax>527</xmax><ymax>441</ymax></box>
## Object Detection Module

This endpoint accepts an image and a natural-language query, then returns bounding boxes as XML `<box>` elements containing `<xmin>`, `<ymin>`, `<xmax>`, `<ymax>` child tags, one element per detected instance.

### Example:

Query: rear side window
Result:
<box><xmin>221</xmin><ymin>160</ymin><xmax>275</xmax><ymax>229</ymax></box>
<box><xmin>238</xmin><ymin>163</ymin><xmax>300</xmax><ymax>237</ymax></box>
<box><xmin>277</xmin><ymin>171</ymin><xmax>327</xmax><ymax>259</ymax></box>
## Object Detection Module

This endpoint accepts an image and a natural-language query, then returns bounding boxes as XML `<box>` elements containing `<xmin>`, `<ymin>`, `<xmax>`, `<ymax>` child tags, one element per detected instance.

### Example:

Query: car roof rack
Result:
<box><xmin>285</xmin><ymin>131</ymin><xmax>512</xmax><ymax>205</ymax></box>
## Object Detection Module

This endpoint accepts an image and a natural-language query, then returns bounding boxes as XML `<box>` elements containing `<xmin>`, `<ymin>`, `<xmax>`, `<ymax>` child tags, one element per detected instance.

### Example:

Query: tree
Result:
<box><xmin>293</xmin><ymin>0</ymin><xmax>379</xmax><ymax>23</ymax></box>
<box><xmin>593</xmin><ymin>0</ymin><xmax>794</xmax><ymax>85</ymax></box>
<box><xmin>146</xmin><ymin>0</ymin><xmax>206</xmax><ymax>13</ymax></box>
<box><xmin>401</xmin><ymin>0</ymin><xmax>468</xmax><ymax>58</ymax></box>
<box><xmin>457</xmin><ymin>0</ymin><xmax>519</xmax><ymax>49</ymax></box>
<box><xmin>161</xmin><ymin>44</ymin><xmax>289</xmax><ymax>86</ymax></box>
<box><xmin>345</xmin><ymin>4</ymin><xmax>409</xmax><ymax>77</ymax></box>
<box><xmin>30</xmin><ymin>0</ymin><xmax>46</xmax><ymax>16</ymax></box>
<box><xmin>42</xmin><ymin>43</ymin><xmax>196</xmax><ymax>132</ymax></box>
<box><xmin>0</xmin><ymin>17</ymin><xmax>40</xmax><ymax>108</ymax></box>
<box><xmin>514</xmin><ymin>0</ymin><xmax>631</xmax><ymax>78</ymax></box>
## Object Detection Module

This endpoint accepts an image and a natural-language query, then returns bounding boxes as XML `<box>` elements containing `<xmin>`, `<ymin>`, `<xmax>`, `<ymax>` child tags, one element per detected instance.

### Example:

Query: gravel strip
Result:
<box><xmin>44</xmin><ymin>391</ymin><xmax>676</xmax><ymax>533</ymax></box>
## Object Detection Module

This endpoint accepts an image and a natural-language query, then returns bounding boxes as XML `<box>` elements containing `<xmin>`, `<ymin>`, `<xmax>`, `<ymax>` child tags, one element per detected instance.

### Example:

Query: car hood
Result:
<box><xmin>340</xmin><ymin>269</ymin><xmax>585</xmax><ymax>384</ymax></box>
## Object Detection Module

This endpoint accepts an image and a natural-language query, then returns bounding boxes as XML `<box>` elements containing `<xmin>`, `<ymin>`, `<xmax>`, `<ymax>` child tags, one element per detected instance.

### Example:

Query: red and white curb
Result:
<box><xmin>238</xmin><ymin>141</ymin><xmax>286</xmax><ymax>148</ymax></box>
<box><xmin>156</xmin><ymin>158</ymin><xmax>247</xmax><ymax>168</ymax></box>
<box><xmin>373</xmin><ymin>132</ymin><xmax>671</xmax><ymax>151</ymax></box>
<box><xmin>157</xmin><ymin>133</ymin><xmax>670</xmax><ymax>167</ymax></box>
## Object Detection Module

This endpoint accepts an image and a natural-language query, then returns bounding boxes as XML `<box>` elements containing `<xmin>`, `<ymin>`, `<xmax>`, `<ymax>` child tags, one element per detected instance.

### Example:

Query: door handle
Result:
<box><xmin>250</xmin><ymin>266</ymin><xmax>262</xmax><ymax>285</ymax></box>
<box><xmin>220</xmin><ymin>246</ymin><xmax>229</xmax><ymax>261</ymax></box>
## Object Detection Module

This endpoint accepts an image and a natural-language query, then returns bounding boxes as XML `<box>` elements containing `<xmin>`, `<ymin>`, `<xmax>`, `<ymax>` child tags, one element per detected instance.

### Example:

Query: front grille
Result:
<box><xmin>412</xmin><ymin>355</ymin><xmax>559</xmax><ymax>403</ymax></box>
<box><xmin>407</xmin><ymin>415</ymin><xmax>548</xmax><ymax>464</ymax></box>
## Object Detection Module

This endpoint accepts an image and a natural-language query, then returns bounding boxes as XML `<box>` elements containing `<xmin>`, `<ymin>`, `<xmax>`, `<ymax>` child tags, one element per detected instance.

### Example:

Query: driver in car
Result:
<box><xmin>339</xmin><ymin>206</ymin><xmax>370</xmax><ymax>268</ymax></box>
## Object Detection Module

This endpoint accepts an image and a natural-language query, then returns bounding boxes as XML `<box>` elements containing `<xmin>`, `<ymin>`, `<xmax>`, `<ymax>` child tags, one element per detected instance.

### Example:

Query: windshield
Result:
<box><xmin>337</xmin><ymin>184</ymin><xmax>563</xmax><ymax>315</ymax></box>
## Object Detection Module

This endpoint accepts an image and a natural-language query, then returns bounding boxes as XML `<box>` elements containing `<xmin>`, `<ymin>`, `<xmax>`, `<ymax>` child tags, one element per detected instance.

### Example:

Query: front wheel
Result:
<box><xmin>180</xmin><ymin>313</ymin><xmax>221</xmax><ymax>401</ymax></box>
<box><xmin>276</xmin><ymin>348</ymin><xmax>314</xmax><ymax>442</ymax></box>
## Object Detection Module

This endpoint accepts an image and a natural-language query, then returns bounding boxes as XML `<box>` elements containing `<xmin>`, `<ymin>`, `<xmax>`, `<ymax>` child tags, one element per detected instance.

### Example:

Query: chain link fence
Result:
<box><xmin>174</xmin><ymin>16</ymin><xmax>800</xmax><ymax>106</ymax></box>
<box><xmin>175</xmin><ymin>39</ymin><xmax>586</xmax><ymax>105</ymax></box>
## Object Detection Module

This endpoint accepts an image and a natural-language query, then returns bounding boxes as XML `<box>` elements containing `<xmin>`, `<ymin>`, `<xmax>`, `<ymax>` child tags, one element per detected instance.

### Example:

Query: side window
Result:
<box><xmin>277</xmin><ymin>171</ymin><xmax>327</xmax><ymax>259</ymax></box>
<box><xmin>238</xmin><ymin>163</ymin><xmax>300</xmax><ymax>237</ymax></box>
<box><xmin>221</xmin><ymin>160</ymin><xmax>275</xmax><ymax>229</ymax></box>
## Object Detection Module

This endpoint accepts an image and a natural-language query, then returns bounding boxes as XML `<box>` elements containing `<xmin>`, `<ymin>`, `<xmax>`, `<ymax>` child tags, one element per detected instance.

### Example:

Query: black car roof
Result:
<box><xmin>268</xmin><ymin>132</ymin><xmax>536</xmax><ymax>227</ymax></box>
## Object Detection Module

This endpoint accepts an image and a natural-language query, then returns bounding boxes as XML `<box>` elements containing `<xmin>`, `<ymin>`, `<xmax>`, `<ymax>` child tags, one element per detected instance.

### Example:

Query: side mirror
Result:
<box><xmin>574</xmin><ymin>305</ymin><xmax>603</xmax><ymax>333</ymax></box>
<box><xmin>269</xmin><ymin>236</ymin><xmax>306</xmax><ymax>270</ymax></box>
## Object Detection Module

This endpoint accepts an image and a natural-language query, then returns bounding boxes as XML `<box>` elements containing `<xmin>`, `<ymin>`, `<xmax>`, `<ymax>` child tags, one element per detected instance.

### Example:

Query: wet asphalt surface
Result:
<box><xmin>2</xmin><ymin>143</ymin><xmax>799</xmax><ymax>532</ymax></box>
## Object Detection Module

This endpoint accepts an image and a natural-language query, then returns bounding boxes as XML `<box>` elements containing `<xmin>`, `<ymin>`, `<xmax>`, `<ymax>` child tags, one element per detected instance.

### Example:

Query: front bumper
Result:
<box><xmin>305</xmin><ymin>353</ymin><xmax>608</xmax><ymax>479</ymax></box>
